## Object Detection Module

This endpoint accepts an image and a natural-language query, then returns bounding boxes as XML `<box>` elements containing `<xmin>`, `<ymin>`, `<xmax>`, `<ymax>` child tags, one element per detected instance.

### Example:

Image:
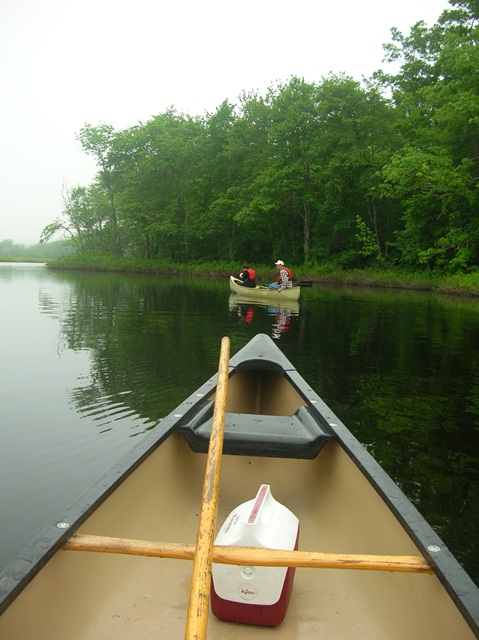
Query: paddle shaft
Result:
<box><xmin>63</xmin><ymin>533</ymin><xmax>432</xmax><ymax>574</ymax></box>
<box><xmin>184</xmin><ymin>336</ymin><xmax>230</xmax><ymax>640</ymax></box>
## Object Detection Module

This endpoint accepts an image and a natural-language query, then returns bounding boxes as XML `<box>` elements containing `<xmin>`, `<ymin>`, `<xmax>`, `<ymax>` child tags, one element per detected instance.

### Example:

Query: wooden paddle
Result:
<box><xmin>64</xmin><ymin>533</ymin><xmax>432</xmax><ymax>574</ymax></box>
<box><xmin>184</xmin><ymin>336</ymin><xmax>230</xmax><ymax>640</ymax></box>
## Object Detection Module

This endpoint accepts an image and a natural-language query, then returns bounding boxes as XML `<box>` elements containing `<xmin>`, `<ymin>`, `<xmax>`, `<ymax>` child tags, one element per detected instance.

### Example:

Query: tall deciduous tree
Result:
<box><xmin>379</xmin><ymin>0</ymin><xmax>479</xmax><ymax>271</ymax></box>
<box><xmin>77</xmin><ymin>124</ymin><xmax>123</xmax><ymax>255</ymax></box>
<box><xmin>309</xmin><ymin>75</ymin><xmax>398</xmax><ymax>266</ymax></box>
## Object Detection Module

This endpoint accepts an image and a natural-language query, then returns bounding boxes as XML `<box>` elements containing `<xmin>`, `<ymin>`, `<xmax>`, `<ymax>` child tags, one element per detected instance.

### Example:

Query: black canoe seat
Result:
<box><xmin>179</xmin><ymin>400</ymin><xmax>333</xmax><ymax>459</ymax></box>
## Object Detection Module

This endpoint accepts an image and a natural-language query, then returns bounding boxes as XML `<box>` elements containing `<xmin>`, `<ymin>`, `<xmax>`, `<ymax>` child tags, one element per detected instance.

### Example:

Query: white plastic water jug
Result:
<box><xmin>211</xmin><ymin>484</ymin><xmax>299</xmax><ymax>627</ymax></box>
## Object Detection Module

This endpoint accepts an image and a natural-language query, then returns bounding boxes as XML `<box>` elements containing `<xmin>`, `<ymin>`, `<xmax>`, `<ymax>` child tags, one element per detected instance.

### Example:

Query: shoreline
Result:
<box><xmin>48</xmin><ymin>258</ymin><xmax>479</xmax><ymax>299</ymax></box>
<box><xmin>3</xmin><ymin>257</ymin><xmax>479</xmax><ymax>298</ymax></box>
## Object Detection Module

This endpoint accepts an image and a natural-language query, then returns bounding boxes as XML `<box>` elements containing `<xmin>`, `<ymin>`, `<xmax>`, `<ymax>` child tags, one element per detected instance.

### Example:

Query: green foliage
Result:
<box><xmin>40</xmin><ymin>0</ymin><xmax>479</xmax><ymax>274</ymax></box>
<box><xmin>355</xmin><ymin>216</ymin><xmax>379</xmax><ymax>257</ymax></box>
<box><xmin>0</xmin><ymin>238</ymin><xmax>75</xmax><ymax>260</ymax></box>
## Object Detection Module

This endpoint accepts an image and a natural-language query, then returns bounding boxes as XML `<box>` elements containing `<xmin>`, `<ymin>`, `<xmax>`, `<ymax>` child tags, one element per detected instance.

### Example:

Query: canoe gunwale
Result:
<box><xmin>1</xmin><ymin>333</ymin><xmax>478</xmax><ymax>637</ymax></box>
<box><xmin>228</xmin><ymin>336</ymin><xmax>479</xmax><ymax>634</ymax></box>
<box><xmin>299</xmin><ymin>368</ymin><xmax>479</xmax><ymax>634</ymax></box>
<box><xmin>0</xmin><ymin>374</ymin><xmax>220</xmax><ymax>615</ymax></box>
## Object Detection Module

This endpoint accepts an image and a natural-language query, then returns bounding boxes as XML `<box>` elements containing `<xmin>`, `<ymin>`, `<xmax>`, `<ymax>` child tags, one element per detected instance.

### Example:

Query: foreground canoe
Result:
<box><xmin>1</xmin><ymin>334</ymin><xmax>478</xmax><ymax>639</ymax></box>
<box><xmin>230</xmin><ymin>275</ymin><xmax>301</xmax><ymax>301</ymax></box>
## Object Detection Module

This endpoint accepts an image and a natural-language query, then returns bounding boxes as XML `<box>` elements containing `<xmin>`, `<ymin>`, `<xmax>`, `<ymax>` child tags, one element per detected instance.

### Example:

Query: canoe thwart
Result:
<box><xmin>180</xmin><ymin>403</ymin><xmax>333</xmax><ymax>458</ymax></box>
<box><xmin>63</xmin><ymin>533</ymin><xmax>433</xmax><ymax>574</ymax></box>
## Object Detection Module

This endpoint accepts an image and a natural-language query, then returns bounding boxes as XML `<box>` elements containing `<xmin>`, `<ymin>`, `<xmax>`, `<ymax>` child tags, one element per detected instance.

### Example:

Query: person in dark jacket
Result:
<box><xmin>238</xmin><ymin>264</ymin><xmax>256</xmax><ymax>288</ymax></box>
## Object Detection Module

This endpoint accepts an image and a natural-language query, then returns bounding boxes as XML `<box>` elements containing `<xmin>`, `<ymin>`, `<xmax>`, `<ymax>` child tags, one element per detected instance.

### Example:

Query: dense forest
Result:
<box><xmin>41</xmin><ymin>0</ymin><xmax>479</xmax><ymax>275</ymax></box>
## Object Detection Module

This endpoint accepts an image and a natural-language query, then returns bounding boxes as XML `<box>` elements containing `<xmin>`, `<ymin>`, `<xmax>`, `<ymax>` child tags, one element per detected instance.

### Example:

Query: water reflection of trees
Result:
<box><xmin>38</xmin><ymin>273</ymin><xmax>234</xmax><ymax>435</ymax></box>
<box><xmin>292</xmin><ymin>289</ymin><xmax>479</xmax><ymax>585</ymax></box>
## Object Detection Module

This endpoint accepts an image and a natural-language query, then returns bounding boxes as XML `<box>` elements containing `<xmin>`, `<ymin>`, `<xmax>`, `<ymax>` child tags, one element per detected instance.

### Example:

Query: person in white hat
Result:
<box><xmin>268</xmin><ymin>260</ymin><xmax>293</xmax><ymax>291</ymax></box>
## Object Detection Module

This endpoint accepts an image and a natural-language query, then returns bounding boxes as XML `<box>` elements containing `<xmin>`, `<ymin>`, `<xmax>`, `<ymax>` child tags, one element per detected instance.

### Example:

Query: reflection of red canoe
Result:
<box><xmin>0</xmin><ymin>334</ymin><xmax>478</xmax><ymax>639</ymax></box>
<box><xmin>230</xmin><ymin>275</ymin><xmax>301</xmax><ymax>301</ymax></box>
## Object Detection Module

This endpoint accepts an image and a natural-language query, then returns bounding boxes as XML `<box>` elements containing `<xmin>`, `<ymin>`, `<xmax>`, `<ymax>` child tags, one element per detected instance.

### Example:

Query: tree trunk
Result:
<box><xmin>303</xmin><ymin>201</ymin><xmax>311</xmax><ymax>262</ymax></box>
<box><xmin>370</xmin><ymin>199</ymin><xmax>382</xmax><ymax>256</ymax></box>
<box><xmin>303</xmin><ymin>164</ymin><xmax>311</xmax><ymax>262</ymax></box>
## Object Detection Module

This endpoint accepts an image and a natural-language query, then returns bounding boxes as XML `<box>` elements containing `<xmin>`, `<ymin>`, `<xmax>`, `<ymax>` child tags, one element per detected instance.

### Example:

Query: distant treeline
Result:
<box><xmin>0</xmin><ymin>239</ymin><xmax>75</xmax><ymax>260</ymax></box>
<box><xmin>41</xmin><ymin>0</ymin><xmax>478</xmax><ymax>275</ymax></box>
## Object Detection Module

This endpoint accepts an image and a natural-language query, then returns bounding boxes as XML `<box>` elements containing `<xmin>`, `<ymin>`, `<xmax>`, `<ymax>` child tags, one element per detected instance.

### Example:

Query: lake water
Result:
<box><xmin>1</xmin><ymin>262</ymin><xmax>478</xmax><ymax>586</ymax></box>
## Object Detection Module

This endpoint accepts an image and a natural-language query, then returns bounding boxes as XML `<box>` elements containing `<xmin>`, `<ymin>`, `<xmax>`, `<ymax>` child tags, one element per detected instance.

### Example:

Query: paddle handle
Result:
<box><xmin>184</xmin><ymin>336</ymin><xmax>230</xmax><ymax>640</ymax></box>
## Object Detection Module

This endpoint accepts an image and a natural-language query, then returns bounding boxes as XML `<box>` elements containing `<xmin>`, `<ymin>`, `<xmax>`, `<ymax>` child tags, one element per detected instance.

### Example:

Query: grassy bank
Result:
<box><xmin>43</xmin><ymin>254</ymin><xmax>479</xmax><ymax>298</ymax></box>
<box><xmin>0</xmin><ymin>257</ymin><xmax>48</xmax><ymax>263</ymax></box>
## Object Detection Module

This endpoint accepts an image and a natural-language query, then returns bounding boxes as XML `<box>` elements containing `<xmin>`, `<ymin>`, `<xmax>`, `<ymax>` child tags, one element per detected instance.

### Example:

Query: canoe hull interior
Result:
<box><xmin>0</xmin><ymin>333</ymin><xmax>477</xmax><ymax>639</ymax></box>
<box><xmin>0</xmin><ymin>433</ymin><xmax>475</xmax><ymax>639</ymax></box>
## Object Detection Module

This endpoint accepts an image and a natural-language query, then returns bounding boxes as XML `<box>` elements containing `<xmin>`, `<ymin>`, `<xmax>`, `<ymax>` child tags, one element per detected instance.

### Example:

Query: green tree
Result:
<box><xmin>234</xmin><ymin>77</ymin><xmax>323</xmax><ymax>263</ymax></box>
<box><xmin>310</xmin><ymin>75</ymin><xmax>398</xmax><ymax>267</ymax></box>
<box><xmin>378</xmin><ymin>0</ymin><xmax>479</xmax><ymax>271</ymax></box>
<box><xmin>77</xmin><ymin>124</ymin><xmax>123</xmax><ymax>255</ymax></box>
<box><xmin>41</xmin><ymin>183</ymin><xmax>114</xmax><ymax>253</ymax></box>
<box><xmin>105</xmin><ymin>110</ymin><xmax>206</xmax><ymax>260</ymax></box>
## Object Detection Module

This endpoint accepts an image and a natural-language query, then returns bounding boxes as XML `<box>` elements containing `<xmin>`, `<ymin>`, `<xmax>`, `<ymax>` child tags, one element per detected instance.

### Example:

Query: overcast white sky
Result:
<box><xmin>0</xmin><ymin>0</ymin><xmax>450</xmax><ymax>245</ymax></box>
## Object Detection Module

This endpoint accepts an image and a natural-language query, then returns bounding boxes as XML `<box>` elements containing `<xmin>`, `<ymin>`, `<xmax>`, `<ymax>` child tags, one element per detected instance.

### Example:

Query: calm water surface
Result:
<box><xmin>1</xmin><ymin>263</ymin><xmax>478</xmax><ymax>586</ymax></box>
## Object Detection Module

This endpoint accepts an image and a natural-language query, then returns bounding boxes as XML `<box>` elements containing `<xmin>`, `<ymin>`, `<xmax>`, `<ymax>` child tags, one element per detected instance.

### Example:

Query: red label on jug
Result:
<box><xmin>247</xmin><ymin>484</ymin><xmax>269</xmax><ymax>524</ymax></box>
